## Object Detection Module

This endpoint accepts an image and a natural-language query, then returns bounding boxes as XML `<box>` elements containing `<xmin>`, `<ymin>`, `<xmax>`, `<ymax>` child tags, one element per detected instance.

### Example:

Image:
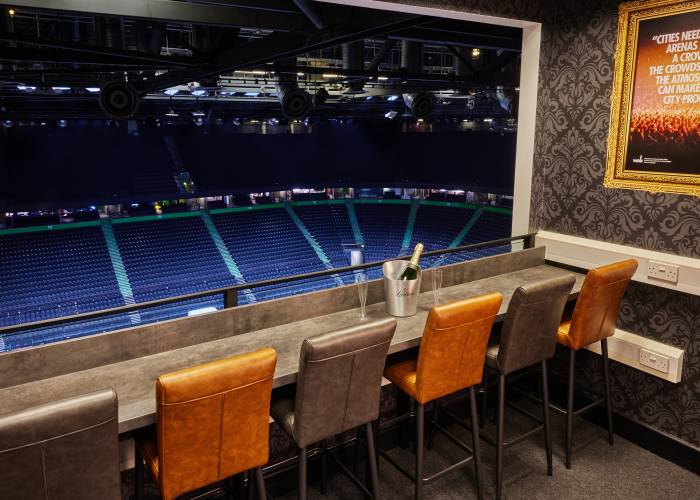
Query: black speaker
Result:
<box><xmin>98</xmin><ymin>81</ymin><xmax>140</xmax><ymax>119</ymax></box>
<box><xmin>278</xmin><ymin>86</ymin><xmax>312</xmax><ymax>120</ymax></box>
<box><xmin>403</xmin><ymin>92</ymin><xmax>436</xmax><ymax>118</ymax></box>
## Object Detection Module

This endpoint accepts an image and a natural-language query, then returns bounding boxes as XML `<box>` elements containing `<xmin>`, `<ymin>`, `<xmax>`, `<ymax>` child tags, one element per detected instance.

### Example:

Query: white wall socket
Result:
<box><xmin>639</xmin><ymin>348</ymin><xmax>670</xmax><ymax>373</ymax></box>
<box><xmin>647</xmin><ymin>260</ymin><xmax>679</xmax><ymax>283</ymax></box>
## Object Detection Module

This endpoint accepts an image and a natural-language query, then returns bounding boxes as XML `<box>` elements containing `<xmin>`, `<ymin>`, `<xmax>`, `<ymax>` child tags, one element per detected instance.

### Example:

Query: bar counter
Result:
<box><xmin>0</xmin><ymin>248</ymin><xmax>584</xmax><ymax>433</ymax></box>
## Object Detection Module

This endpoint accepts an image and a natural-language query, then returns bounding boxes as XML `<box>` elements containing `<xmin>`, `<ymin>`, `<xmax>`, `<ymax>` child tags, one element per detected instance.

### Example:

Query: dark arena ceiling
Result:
<box><xmin>0</xmin><ymin>0</ymin><xmax>522</xmax><ymax>127</ymax></box>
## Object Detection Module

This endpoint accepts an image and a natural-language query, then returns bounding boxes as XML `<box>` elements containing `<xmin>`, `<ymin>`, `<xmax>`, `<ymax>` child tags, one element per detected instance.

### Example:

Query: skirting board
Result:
<box><xmin>586</xmin><ymin>329</ymin><xmax>684</xmax><ymax>383</ymax></box>
<box><xmin>536</xmin><ymin>230</ymin><xmax>700</xmax><ymax>296</ymax></box>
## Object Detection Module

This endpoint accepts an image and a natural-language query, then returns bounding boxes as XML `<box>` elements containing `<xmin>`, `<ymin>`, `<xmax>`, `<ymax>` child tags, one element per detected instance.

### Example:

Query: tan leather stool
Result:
<box><xmin>0</xmin><ymin>389</ymin><xmax>120</xmax><ymax>500</ymax></box>
<box><xmin>270</xmin><ymin>318</ymin><xmax>397</xmax><ymax>500</ymax></box>
<box><xmin>383</xmin><ymin>293</ymin><xmax>503</xmax><ymax>500</ymax></box>
<box><xmin>134</xmin><ymin>348</ymin><xmax>277</xmax><ymax>500</ymax></box>
<box><xmin>556</xmin><ymin>259</ymin><xmax>637</xmax><ymax>469</ymax></box>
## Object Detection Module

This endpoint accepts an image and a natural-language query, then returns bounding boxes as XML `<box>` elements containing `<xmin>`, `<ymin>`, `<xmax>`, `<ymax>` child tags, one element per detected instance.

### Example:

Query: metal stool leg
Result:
<box><xmin>415</xmin><ymin>403</ymin><xmax>425</xmax><ymax>500</ymax></box>
<box><xmin>480</xmin><ymin>368</ymin><xmax>488</xmax><ymax>428</ymax></box>
<box><xmin>468</xmin><ymin>386</ymin><xmax>484</xmax><ymax>500</ymax></box>
<box><xmin>365</xmin><ymin>422</ymin><xmax>380</xmax><ymax>499</ymax></box>
<box><xmin>601</xmin><ymin>338</ymin><xmax>614</xmax><ymax>446</ymax></box>
<box><xmin>426</xmin><ymin>400</ymin><xmax>439</xmax><ymax>450</ymax></box>
<box><xmin>496</xmin><ymin>374</ymin><xmax>505</xmax><ymax>500</ymax></box>
<box><xmin>399</xmin><ymin>390</ymin><xmax>410</xmax><ymax>449</ymax></box>
<box><xmin>565</xmin><ymin>348</ymin><xmax>576</xmax><ymax>469</ymax></box>
<box><xmin>541</xmin><ymin>360</ymin><xmax>553</xmax><ymax>476</ymax></box>
<box><xmin>320</xmin><ymin>441</ymin><xmax>328</xmax><ymax>495</ymax></box>
<box><xmin>254</xmin><ymin>467</ymin><xmax>267</xmax><ymax>500</ymax></box>
<box><xmin>353</xmin><ymin>427</ymin><xmax>362</xmax><ymax>476</ymax></box>
<box><xmin>299</xmin><ymin>447</ymin><xmax>308</xmax><ymax>500</ymax></box>
<box><xmin>134</xmin><ymin>446</ymin><xmax>144</xmax><ymax>500</ymax></box>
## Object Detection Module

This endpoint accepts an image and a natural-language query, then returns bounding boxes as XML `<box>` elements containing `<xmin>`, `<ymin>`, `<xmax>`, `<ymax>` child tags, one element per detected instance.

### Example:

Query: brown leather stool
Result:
<box><xmin>383</xmin><ymin>293</ymin><xmax>503</xmax><ymax>500</ymax></box>
<box><xmin>270</xmin><ymin>318</ymin><xmax>397</xmax><ymax>500</ymax></box>
<box><xmin>485</xmin><ymin>274</ymin><xmax>575</xmax><ymax>500</ymax></box>
<box><xmin>556</xmin><ymin>259</ymin><xmax>637</xmax><ymax>469</ymax></box>
<box><xmin>134</xmin><ymin>348</ymin><xmax>277</xmax><ymax>500</ymax></box>
<box><xmin>0</xmin><ymin>389</ymin><xmax>120</xmax><ymax>500</ymax></box>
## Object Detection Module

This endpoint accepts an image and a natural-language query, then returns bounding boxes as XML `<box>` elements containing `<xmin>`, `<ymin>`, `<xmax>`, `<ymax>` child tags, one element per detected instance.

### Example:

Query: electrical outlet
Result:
<box><xmin>647</xmin><ymin>261</ymin><xmax>679</xmax><ymax>283</ymax></box>
<box><xmin>639</xmin><ymin>348</ymin><xmax>670</xmax><ymax>373</ymax></box>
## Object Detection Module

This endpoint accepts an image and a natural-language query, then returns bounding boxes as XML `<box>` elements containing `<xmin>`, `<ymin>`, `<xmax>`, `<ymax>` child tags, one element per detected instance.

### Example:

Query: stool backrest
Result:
<box><xmin>497</xmin><ymin>274</ymin><xmax>576</xmax><ymax>375</ymax></box>
<box><xmin>415</xmin><ymin>293</ymin><xmax>503</xmax><ymax>403</ymax></box>
<box><xmin>293</xmin><ymin>318</ymin><xmax>397</xmax><ymax>448</ymax></box>
<box><xmin>156</xmin><ymin>348</ymin><xmax>277</xmax><ymax>500</ymax></box>
<box><xmin>0</xmin><ymin>389</ymin><xmax>120</xmax><ymax>500</ymax></box>
<box><xmin>567</xmin><ymin>259</ymin><xmax>638</xmax><ymax>349</ymax></box>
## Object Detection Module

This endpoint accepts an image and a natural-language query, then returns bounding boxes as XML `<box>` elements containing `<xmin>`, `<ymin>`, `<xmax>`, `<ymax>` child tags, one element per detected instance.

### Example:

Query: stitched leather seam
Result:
<box><xmin>0</xmin><ymin>416</ymin><xmax>116</xmax><ymax>454</ymax></box>
<box><xmin>456</xmin><ymin>331</ymin><xmax>471</xmax><ymax>389</ymax></box>
<box><xmin>160</xmin><ymin>375</ymin><xmax>273</xmax><ymax>406</ymax></box>
<box><xmin>306</xmin><ymin>340</ymin><xmax>391</xmax><ymax>363</ymax></box>
<box><xmin>341</xmin><ymin>352</ymin><xmax>356</xmax><ymax>431</ymax></box>
<box><xmin>428</xmin><ymin>314</ymin><xmax>498</xmax><ymax>332</ymax></box>
<box><xmin>41</xmin><ymin>441</ymin><xmax>49</xmax><ymax>500</ymax></box>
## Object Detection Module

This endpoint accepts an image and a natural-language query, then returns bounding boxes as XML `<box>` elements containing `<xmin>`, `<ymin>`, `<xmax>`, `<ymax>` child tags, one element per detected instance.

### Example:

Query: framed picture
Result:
<box><xmin>605</xmin><ymin>0</ymin><xmax>700</xmax><ymax>196</ymax></box>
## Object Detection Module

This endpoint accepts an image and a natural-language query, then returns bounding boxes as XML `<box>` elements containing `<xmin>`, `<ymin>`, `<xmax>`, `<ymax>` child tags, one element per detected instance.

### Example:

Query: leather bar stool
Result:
<box><xmin>0</xmin><ymin>389</ymin><xmax>120</xmax><ymax>500</ymax></box>
<box><xmin>134</xmin><ymin>348</ymin><xmax>277</xmax><ymax>500</ymax></box>
<box><xmin>485</xmin><ymin>274</ymin><xmax>575</xmax><ymax>500</ymax></box>
<box><xmin>556</xmin><ymin>259</ymin><xmax>637</xmax><ymax>469</ymax></box>
<box><xmin>270</xmin><ymin>318</ymin><xmax>397</xmax><ymax>500</ymax></box>
<box><xmin>383</xmin><ymin>293</ymin><xmax>503</xmax><ymax>500</ymax></box>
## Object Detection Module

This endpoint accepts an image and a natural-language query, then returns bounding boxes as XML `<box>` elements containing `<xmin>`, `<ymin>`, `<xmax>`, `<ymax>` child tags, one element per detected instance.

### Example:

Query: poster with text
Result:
<box><xmin>626</xmin><ymin>9</ymin><xmax>700</xmax><ymax>176</ymax></box>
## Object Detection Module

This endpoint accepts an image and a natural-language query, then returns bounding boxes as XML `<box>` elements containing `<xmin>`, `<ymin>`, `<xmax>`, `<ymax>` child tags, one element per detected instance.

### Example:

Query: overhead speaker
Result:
<box><xmin>278</xmin><ymin>86</ymin><xmax>312</xmax><ymax>120</ymax></box>
<box><xmin>99</xmin><ymin>81</ymin><xmax>140</xmax><ymax>119</ymax></box>
<box><xmin>403</xmin><ymin>92</ymin><xmax>436</xmax><ymax>118</ymax></box>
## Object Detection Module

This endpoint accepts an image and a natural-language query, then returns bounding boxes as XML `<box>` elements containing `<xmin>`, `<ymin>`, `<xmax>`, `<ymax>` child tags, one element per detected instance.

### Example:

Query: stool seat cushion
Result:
<box><xmin>485</xmin><ymin>341</ymin><xmax>500</xmax><ymax>369</ymax></box>
<box><xmin>135</xmin><ymin>431</ymin><xmax>160</xmax><ymax>482</ymax></box>
<box><xmin>383</xmin><ymin>359</ymin><xmax>419</xmax><ymax>401</ymax></box>
<box><xmin>269</xmin><ymin>396</ymin><xmax>296</xmax><ymax>440</ymax></box>
<box><xmin>556</xmin><ymin>320</ymin><xmax>575</xmax><ymax>349</ymax></box>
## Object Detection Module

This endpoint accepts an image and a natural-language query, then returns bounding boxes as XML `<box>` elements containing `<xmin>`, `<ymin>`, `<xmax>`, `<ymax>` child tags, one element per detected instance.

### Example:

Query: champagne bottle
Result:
<box><xmin>399</xmin><ymin>243</ymin><xmax>424</xmax><ymax>280</ymax></box>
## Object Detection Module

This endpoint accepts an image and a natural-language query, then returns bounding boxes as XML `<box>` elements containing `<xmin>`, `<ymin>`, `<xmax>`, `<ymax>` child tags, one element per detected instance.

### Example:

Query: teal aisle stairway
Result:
<box><xmin>449</xmin><ymin>206</ymin><xmax>484</xmax><ymax>248</ymax></box>
<box><xmin>399</xmin><ymin>198</ymin><xmax>420</xmax><ymax>255</ymax></box>
<box><xmin>345</xmin><ymin>199</ymin><xmax>364</xmax><ymax>246</ymax></box>
<box><xmin>100</xmin><ymin>219</ymin><xmax>141</xmax><ymax>324</ymax></box>
<box><xmin>285</xmin><ymin>205</ymin><xmax>345</xmax><ymax>287</ymax></box>
<box><xmin>200</xmin><ymin>211</ymin><xmax>256</xmax><ymax>303</ymax></box>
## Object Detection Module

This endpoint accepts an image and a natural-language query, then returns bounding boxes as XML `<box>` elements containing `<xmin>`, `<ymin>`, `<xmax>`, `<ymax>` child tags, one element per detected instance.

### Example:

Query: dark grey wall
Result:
<box><xmin>380</xmin><ymin>0</ymin><xmax>700</xmax><ymax>448</ymax></box>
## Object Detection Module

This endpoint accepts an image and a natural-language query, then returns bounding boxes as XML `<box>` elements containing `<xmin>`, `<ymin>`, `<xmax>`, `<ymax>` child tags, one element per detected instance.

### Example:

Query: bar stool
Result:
<box><xmin>383</xmin><ymin>293</ymin><xmax>503</xmax><ymax>500</ymax></box>
<box><xmin>134</xmin><ymin>348</ymin><xmax>277</xmax><ymax>500</ymax></box>
<box><xmin>556</xmin><ymin>259</ymin><xmax>637</xmax><ymax>469</ymax></box>
<box><xmin>270</xmin><ymin>318</ymin><xmax>397</xmax><ymax>500</ymax></box>
<box><xmin>484</xmin><ymin>274</ymin><xmax>575</xmax><ymax>500</ymax></box>
<box><xmin>0</xmin><ymin>389</ymin><xmax>120</xmax><ymax>500</ymax></box>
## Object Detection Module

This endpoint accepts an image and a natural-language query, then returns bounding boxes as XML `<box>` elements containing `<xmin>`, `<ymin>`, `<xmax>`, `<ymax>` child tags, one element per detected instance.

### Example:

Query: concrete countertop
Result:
<box><xmin>0</xmin><ymin>264</ymin><xmax>583</xmax><ymax>434</ymax></box>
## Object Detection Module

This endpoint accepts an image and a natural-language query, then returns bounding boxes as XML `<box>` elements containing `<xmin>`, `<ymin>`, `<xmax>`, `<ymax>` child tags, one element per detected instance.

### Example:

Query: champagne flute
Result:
<box><xmin>432</xmin><ymin>267</ymin><xmax>443</xmax><ymax>307</ymax></box>
<box><xmin>355</xmin><ymin>273</ymin><xmax>368</xmax><ymax>320</ymax></box>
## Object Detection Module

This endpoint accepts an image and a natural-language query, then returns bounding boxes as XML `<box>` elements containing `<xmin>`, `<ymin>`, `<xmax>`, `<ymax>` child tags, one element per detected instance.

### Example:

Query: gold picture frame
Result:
<box><xmin>605</xmin><ymin>0</ymin><xmax>700</xmax><ymax>196</ymax></box>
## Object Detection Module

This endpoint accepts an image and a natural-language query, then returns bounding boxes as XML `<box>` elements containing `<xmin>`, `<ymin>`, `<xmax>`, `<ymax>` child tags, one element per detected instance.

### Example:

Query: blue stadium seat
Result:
<box><xmin>0</xmin><ymin>204</ymin><xmax>513</xmax><ymax>351</ymax></box>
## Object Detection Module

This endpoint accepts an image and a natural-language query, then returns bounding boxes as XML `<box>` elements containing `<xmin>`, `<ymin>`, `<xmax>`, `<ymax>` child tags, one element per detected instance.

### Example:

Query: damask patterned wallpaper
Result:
<box><xmin>379</xmin><ymin>0</ymin><xmax>700</xmax><ymax>447</ymax></box>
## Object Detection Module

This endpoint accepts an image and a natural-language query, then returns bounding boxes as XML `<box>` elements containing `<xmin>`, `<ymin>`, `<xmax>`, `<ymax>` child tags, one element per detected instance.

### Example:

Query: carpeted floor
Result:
<box><xmin>121</xmin><ymin>398</ymin><xmax>700</xmax><ymax>500</ymax></box>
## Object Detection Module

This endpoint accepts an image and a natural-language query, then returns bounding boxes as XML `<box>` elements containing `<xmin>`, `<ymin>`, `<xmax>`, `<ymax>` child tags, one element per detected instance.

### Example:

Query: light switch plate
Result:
<box><xmin>647</xmin><ymin>261</ymin><xmax>679</xmax><ymax>283</ymax></box>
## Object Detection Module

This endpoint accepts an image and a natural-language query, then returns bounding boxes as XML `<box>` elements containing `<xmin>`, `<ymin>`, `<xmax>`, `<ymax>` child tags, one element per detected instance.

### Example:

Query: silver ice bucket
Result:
<box><xmin>383</xmin><ymin>260</ymin><xmax>422</xmax><ymax>317</ymax></box>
